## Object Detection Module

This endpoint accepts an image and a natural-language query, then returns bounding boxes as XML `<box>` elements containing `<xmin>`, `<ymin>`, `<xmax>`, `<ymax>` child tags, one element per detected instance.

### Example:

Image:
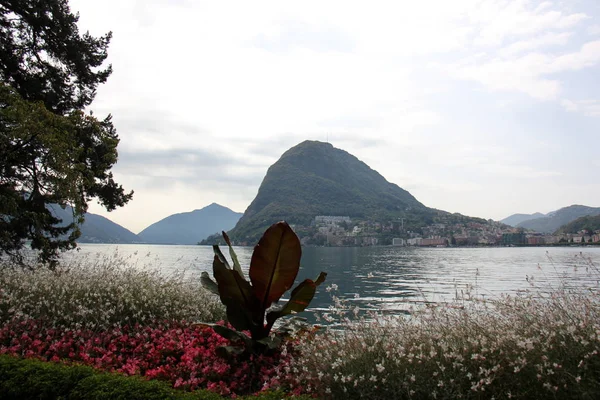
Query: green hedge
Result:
<box><xmin>0</xmin><ymin>355</ymin><xmax>310</xmax><ymax>400</ymax></box>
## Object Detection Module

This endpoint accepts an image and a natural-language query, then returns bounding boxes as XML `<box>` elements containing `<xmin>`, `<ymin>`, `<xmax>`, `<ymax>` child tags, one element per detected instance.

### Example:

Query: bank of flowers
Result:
<box><xmin>0</xmin><ymin>254</ymin><xmax>225</xmax><ymax>330</ymax></box>
<box><xmin>0</xmin><ymin>258</ymin><xmax>294</xmax><ymax>396</ymax></box>
<box><xmin>282</xmin><ymin>262</ymin><xmax>600</xmax><ymax>399</ymax></box>
<box><xmin>2</xmin><ymin>254</ymin><xmax>600</xmax><ymax>398</ymax></box>
<box><xmin>0</xmin><ymin>319</ymin><xmax>294</xmax><ymax>396</ymax></box>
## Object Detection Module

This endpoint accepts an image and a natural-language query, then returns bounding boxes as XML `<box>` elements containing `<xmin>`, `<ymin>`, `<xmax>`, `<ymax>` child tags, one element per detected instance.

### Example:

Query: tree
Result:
<box><xmin>0</xmin><ymin>0</ymin><xmax>132</xmax><ymax>266</ymax></box>
<box><xmin>0</xmin><ymin>0</ymin><xmax>112</xmax><ymax>114</ymax></box>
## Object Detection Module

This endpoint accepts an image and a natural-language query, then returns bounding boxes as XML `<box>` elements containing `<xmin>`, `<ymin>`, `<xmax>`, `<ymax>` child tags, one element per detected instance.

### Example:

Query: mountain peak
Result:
<box><xmin>139</xmin><ymin>204</ymin><xmax>242</xmax><ymax>244</ymax></box>
<box><xmin>295</xmin><ymin>139</ymin><xmax>334</xmax><ymax>148</ymax></box>
<box><xmin>198</xmin><ymin>202</ymin><xmax>226</xmax><ymax>211</ymax></box>
<box><xmin>228</xmin><ymin>141</ymin><xmax>460</xmax><ymax>242</ymax></box>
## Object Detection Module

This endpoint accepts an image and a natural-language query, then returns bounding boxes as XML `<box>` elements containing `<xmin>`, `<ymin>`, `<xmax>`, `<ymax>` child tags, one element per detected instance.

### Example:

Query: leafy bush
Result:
<box><xmin>202</xmin><ymin>222</ymin><xmax>325</xmax><ymax>354</ymax></box>
<box><xmin>0</xmin><ymin>352</ymin><xmax>94</xmax><ymax>399</ymax></box>
<box><xmin>0</xmin><ymin>253</ymin><xmax>225</xmax><ymax>330</ymax></box>
<box><xmin>0</xmin><ymin>354</ymin><xmax>311</xmax><ymax>399</ymax></box>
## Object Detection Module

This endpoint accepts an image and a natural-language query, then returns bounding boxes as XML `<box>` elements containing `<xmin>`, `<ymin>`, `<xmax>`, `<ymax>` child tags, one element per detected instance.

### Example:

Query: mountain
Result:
<box><xmin>138</xmin><ymin>203</ymin><xmax>242</xmax><ymax>244</ymax></box>
<box><xmin>228</xmin><ymin>140</ymin><xmax>486</xmax><ymax>242</ymax></box>
<box><xmin>555</xmin><ymin>214</ymin><xmax>600</xmax><ymax>234</ymax></box>
<box><xmin>48</xmin><ymin>205</ymin><xmax>140</xmax><ymax>243</ymax></box>
<box><xmin>517</xmin><ymin>205</ymin><xmax>600</xmax><ymax>233</ymax></box>
<box><xmin>500</xmin><ymin>212</ymin><xmax>545</xmax><ymax>227</ymax></box>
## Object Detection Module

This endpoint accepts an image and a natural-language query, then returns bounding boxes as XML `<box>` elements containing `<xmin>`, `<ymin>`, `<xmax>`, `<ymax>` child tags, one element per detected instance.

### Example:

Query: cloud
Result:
<box><xmin>499</xmin><ymin>32</ymin><xmax>572</xmax><ymax>57</ymax></box>
<box><xmin>67</xmin><ymin>0</ymin><xmax>600</xmax><ymax>232</ymax></box>
<box><xmin>251</xmin><ymin>20</ymin><xmax>355</xmax><ymax>53</ymax></box>
<box><xmin>447</xmin><ymin>40</ymin><xmax>600</xmax><ymax>100</ymax></box>
<box><xmin>468</xmin><ymin>1</ymin><xmax>587</xmax><ymax>47</ymax></box>
<box><xmin>446</xmin><ymin>56</ymin><xmax>561</xmax><ymax>100</ymax></box>
<box><xmin>561</xmin><ymin>99</ymin><xmax>600</xmax><ymax>117</ymax></box>
<box><xmin>479</xmin><ymin>164</ymin><xmax>564</xmax><ymax>179</ymax></box>
<box><xmin>588</xmin><ymin>24</ymin><xmax>600</xmax><ymax>35</ymax></box>
<box><xmin>113</xmin><ymin>147</ymin><xmax>268</xmax><ymax>194</ymax></box>
<box><xmin>561</xmin><ymin>99</ymin><xmax>579</xmax><ymax>112</ymax></box>
<box><xmin>548</xmin><ymin>40</ymin><xmax>600</xmax><ymax>72</ymax></box>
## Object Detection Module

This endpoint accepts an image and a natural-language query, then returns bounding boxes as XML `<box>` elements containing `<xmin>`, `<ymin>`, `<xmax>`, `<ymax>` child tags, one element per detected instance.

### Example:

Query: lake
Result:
<box><xmin>68</xmin><ymin>244</ymin><xmax>600</xmax><ymax>314</ymax></box>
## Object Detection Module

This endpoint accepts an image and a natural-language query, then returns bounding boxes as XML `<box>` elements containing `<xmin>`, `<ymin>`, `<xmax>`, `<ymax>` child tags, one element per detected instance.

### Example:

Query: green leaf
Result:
<box><xmin>212</xmin><ymin>325</ymin><xmax>251</xmax><ymax>345</ymax></box>
<box><xmin>256</xmin><ymin>335</ymin><xmax>282</xmax><ymax>350</ymax></box>
<box><xmin>216</xmin><ymin>345</ymin><xmax>245</xmax><ymax>359</ymax></box>
<box><xmin>200</xmin><ymin>271</ymin><xmax>219</xmax><ymax>295</ymax></box>
<box><xmin>266</xmin><ymin>272</ymin><xmax>327</xmax><ymax>327</ymax></box>
<box><xmin>213</xmin><ymin>254</ymin><xmax>252</xmax><ymax>306</ymax></box>
<box><xmin>249</xmin><ymin>221</ymin><xmax>302</xmax><ymax>310</ymax></box>
<box><xmin>212</xmin><ymin>245</ymin><xmax>230</xmax><ymax>269</ymax></box>
<box><xmin>213</xmin><ymin>255</ymin><xmax>250</xmax><ymax>302</ymax></box>
<box><xmin>223</xmin><ymin>231</ymin><xmax>244</xmax><ymax>279</ymax></box>
<box><xmin>212</xmin><ymin>254</ymin><xmax>258</xmax><ymax>332</ymax></box>
<box><xmin>225</xmin><ymin>303</ymin><xmax>254</xmax><ymax>332</ymax></box>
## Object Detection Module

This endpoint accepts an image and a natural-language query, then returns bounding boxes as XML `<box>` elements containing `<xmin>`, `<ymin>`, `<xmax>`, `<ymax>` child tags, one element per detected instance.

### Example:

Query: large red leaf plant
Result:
<box><xmin>200</xmin><ymin>221</ymin><xmax>326</xmax><ymax>355</ymax></box>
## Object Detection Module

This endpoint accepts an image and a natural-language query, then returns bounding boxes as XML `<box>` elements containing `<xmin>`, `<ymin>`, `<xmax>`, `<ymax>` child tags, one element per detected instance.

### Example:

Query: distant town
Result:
<box><xmin>289</xmin><ymin>215</ymin><xmax>600</xmax><ymax>247</ymax></box>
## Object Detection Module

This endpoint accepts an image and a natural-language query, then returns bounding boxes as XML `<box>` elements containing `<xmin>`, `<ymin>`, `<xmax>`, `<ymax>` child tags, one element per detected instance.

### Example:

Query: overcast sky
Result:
<box><xmin>71</xmin><ymin>0</ymin><xmax>600</xmax><ymax>234</ymax></box>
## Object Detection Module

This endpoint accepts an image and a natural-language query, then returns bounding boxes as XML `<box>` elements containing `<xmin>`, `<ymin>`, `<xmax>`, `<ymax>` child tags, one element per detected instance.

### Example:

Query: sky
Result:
<box><xmin>70</xmin><ymin>0</ymin><xmax>600</xmax><ymax>234</ymax></box>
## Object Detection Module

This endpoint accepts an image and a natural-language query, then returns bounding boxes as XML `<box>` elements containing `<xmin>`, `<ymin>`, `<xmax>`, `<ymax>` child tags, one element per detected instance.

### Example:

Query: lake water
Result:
<box><xmin>69</xmin><ymin>244</ymin><xmax>600</xmax><ymax>314</ymax></box>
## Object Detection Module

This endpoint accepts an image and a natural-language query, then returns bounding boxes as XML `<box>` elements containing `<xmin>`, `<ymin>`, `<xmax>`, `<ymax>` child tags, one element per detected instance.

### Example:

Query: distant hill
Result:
<box><xmin>48</xmin><ymin>205</ymin><xmax>140</xmax><ymax>243</ymax></box>
<box><xmin>227</xmin><ymin>140</ymin><xmax>486</xmax><ymax>243</ymax></box>
<box><xmin>501</xmin><ymin>212</ymin><xmax>545</xmax><ymax>227</ymax></box>
<box><xmin>517</xmin><ymin>205</ymin><xmax>600</xmax><ymax>233</ymax></box>
<box><xmin>138</xmin><ymin>203</ymin><xmax>242</xmax><ymax>245</ymax></box>
<box><xmin>555</xmin><ymin>214</ymin><xmax>600</xmax><ymax>234</ymax></box>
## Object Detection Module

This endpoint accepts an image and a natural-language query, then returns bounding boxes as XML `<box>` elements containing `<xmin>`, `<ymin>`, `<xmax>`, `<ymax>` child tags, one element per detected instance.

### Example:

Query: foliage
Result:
<box><xmin>0</xmin><ymin>0</ymin><xmax>112</xmax><ymax>114</ymax></box>
<box><xmin>0</xmin><ymin>320</ymin><xmax>297</xmax><ymax>396</ymax></box>
<box><xmin>0</xmin><ymin>85</ymin><xmax>132</xmax><ymax>266</ymax></box>
<box><xmin>0</xmin><ymin>354</ymin><xmax>312</xmax><ymax>399</ymax></box>
<box><xmin>0</xmin><ymin>253</ymin><xmax>225</xmax><ymax>330</ymax></box>
<box><xmin>280</xmin><ymin>260</ymin><xmax>600</xmax><ymax>399</ymax></box>
<box><xmin>202</xmin><ymin>222</ymin><xmax>326</xmax><ymax>351</ymax></box>
<box><xmin>555</xmin><ymin>214</ymin><xmax>600</xmax><ymax>235</ymax></box>
<box><xmin>0</xmin><ymin>1</ymin><xmax>132</xmax><ymax>266</ymax></box>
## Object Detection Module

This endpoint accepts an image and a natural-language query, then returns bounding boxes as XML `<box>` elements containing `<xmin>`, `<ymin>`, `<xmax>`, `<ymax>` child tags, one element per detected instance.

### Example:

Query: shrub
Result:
<box><xmin>0</xmin><ymin>253</ymin><xmax>225</xmax><ymax>330</ymax></box>
<box><xmin>0</xmin><ymin>352</ymin><xmax>95</xmax><ymax>399</ymax></box>
<box><xmin>0</xmin><ymin>354</ymin><xmax>312</xmax><ymax>399</ymax></box>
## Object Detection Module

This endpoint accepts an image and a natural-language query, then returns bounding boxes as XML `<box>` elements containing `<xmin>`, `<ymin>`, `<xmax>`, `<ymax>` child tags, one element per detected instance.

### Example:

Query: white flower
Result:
<box><xmin>326</xmin><ymin>284</ymin><xmax>338</xmax><ymax>292</ymax></box>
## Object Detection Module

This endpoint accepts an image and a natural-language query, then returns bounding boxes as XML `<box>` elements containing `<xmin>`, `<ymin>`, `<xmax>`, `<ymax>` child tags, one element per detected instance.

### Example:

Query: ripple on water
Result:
<box><xmin>68</xmin><ymin>244</ymin><xmax>600</xmax><ymax>315</ymax></box>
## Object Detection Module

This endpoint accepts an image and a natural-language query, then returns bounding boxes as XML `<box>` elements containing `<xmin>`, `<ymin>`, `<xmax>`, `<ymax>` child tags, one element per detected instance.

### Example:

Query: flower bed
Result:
<box><xmin>0</xmin><ymin>319</ymin><xmax>294</xmax><ymax>396</ymax></box>
<box><xmin>0</xmin><ymin>255</ymin><xmax>225</xmax><ymax>330</ymax></box>
<box><xmin>3</xmin><ymin>252</ymin><xmax>600</xmax><ymax>398</ymax></box>
<box><xmin>283</xmin><ymin>277</ymin><xmax>600</xmax><ymax>399</ymax></box>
